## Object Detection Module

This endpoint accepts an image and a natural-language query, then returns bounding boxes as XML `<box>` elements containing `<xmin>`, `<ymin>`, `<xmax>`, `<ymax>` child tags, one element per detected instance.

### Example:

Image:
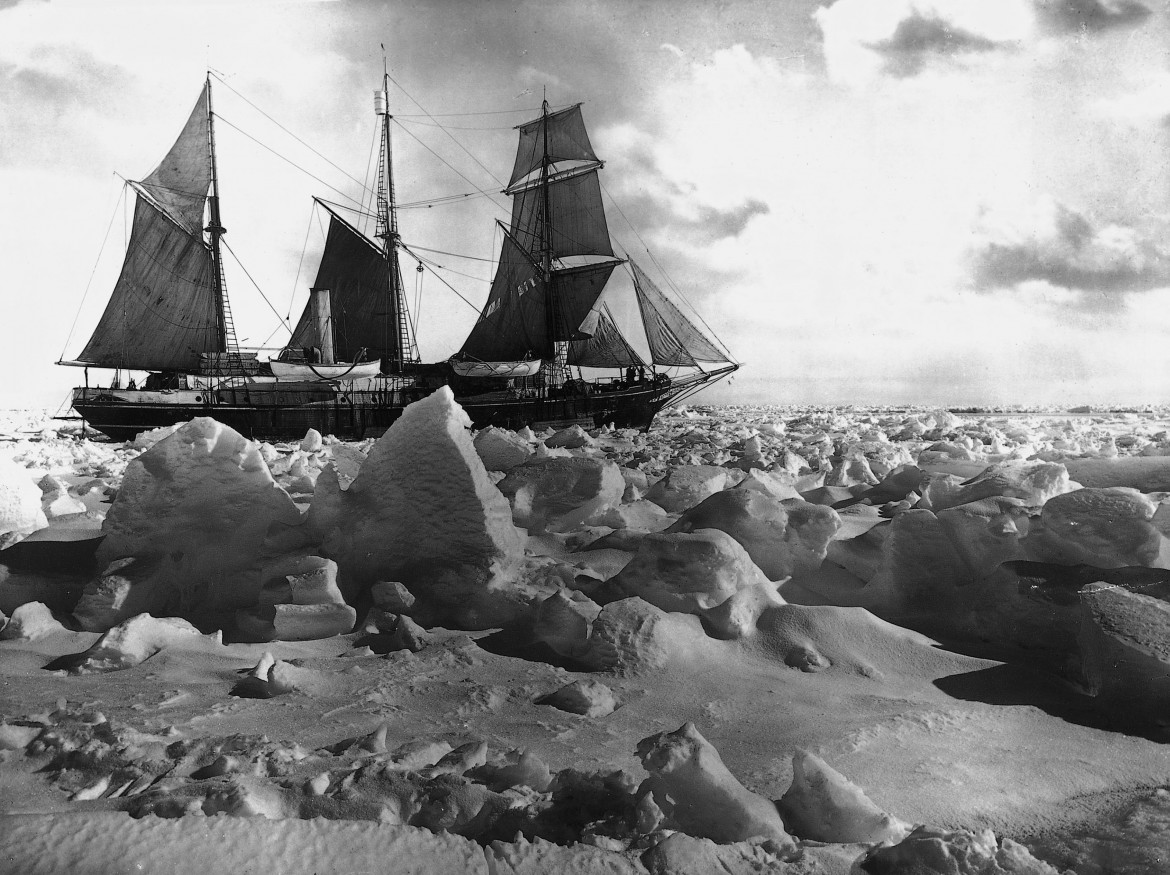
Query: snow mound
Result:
<box><xmin>0</xmin><ymin>454</ymin><xmax>47</xmax><ymax>548</ymax></box>
<box><xmin>473</xmin><ymin>426</ymin><xmax>533</xmax><ymax>472</ymax></box>
<box><xmin>537</xmin><ymin>679</ymin><xmax>617</xmax><ymax>717</ymax></box>
<box><xmin>668</xmin><ymin>489</ymin><xmax>840</xmax><ymax>580</ymax></box>
<box><xmin>778</xmin><ymin>749</ymin><xmax>910</xmax><ymax>844</ymax></box>
<box><xmin>0</xmin><ymin>812</ymin><xmax>489</xmax><ymax>875</ymax></box>
<box><xmin>57</xmin><ymin>613</ymin><xmax>206</xmax><ymax>674</ymax></box>
<box><xmin>236</xmin><ymin>556</ymin><xmax>356</xmax><ymax>641</ymax></box>
<box><xmin>0</xmin><ymin>601</ymin><xmax>65</xmax><ymax>640</ymax></box>
<box><xmin>93</xmin><ymin>417</ymin><xmax>302</xmax><ymax>624</ymax></box>
<box><xmin>1025</xmin><ymin>487</ymin><xmax>1170</xmax><ymax>569</ymax></box>
<box><xmin>644</xmin><ymin>464</ymin><xmax>737</xmax><ymax>513</ymax></box>
<box><xmin>635</xmin><ymin>721</ymin><xmax>795</xmax><ymax>848</ymax></box>
<box><xmin>605</xmin><ymin>528</ymin><xmax>771</xmax><ymax>616</ymax></box>
<box><xmin>852</xmin><ymin>824</ymin><xmax>1061</xmax><ymax>874</ymax></box>
<box><xmin>318</xmin><ymin>387</ymin><xmax>526</xmax><ymax>628</ymax></box>
<box><xmin>497</xmin><ymin>457</ymin><xmax>625</xmax><ymax>533</ymax></box>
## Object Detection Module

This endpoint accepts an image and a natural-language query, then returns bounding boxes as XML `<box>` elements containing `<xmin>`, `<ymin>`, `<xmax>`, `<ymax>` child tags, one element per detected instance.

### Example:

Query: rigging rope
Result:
<box><xmin>399</xmin><ymin>243</ymin><xmax>482</xmax><ymax>313</ymax></box>
<box><xmin>394</xmin><ymin>107</ymin><xmax>541</xmax><ymax>118</ymax></box>
<box><xmin>405</xmin><ymin>243</ymin><xmax>497</xmax><ymax>263</ymax></box>
<box><xmin>600</xmin><ymin>180</ymin><xmax>737</xmax><ymax>365</ymax></box>
<box><xmin>391</xmin><ymin>120</ymin><xmax>509</xmax><ymax>217</ymax></box>
<box><xmin>397</xmin><ymin>118</ymin><xmax>526</xmax><ymax>131</ymax></box>
<box><xmin>59</xmin><ymin>180</ymin><xmax>126</xmax><ymax>362</ymax></box>
<box><xmin>398</xmin><ymin>190</ymin><xmax>492</xmax><ymax>209</ymax></box>
<box><xmin>221</xmin><ymin>239</ymin><xmax>291</xmax><ymax>333</ymax></box>
<box><xmin>214</xmin><ymin>114</ymin><xmax>366</xmax><ymax>211</ymax></box>
<box><xmin>361</xmin><ymin>122</ymin><xmax>379</xmax><ymax>240</ymax></box>
<box><xmin>411</xmin><ymin>261</ymin><xmax>423</xmax><ymax>347</ymax></box>
<box><xmin>211</xmin><ymin>73</ymin><xmax>370</xmax><ymax>192</ymax></box>
<box><xmin>383</xmin><ymin>71</ymin><xmax>511</xmax><ymax>191</ymax></box>
<box><xmin>287</xmin><ymin>209</ymin><xmax>315</xmax><ymax>321</ymax></box>
<box><xmin>406</xmin><ymin>254</ymin><xmax>489</xmax><ymax>282</ymax></box>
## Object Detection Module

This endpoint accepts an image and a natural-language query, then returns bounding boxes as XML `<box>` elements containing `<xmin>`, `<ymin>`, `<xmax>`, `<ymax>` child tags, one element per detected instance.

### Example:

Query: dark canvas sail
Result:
<box><xmin>460</xmin><ymin>102</ymin><xmax>623</xmax><ymax>363</ymax></box>
<box><xmin>459</xmin><ymin>231</ymin><xmax>546</xmax><ymax>361</ymax></box>
<box><xmin>137</xmin><ymin>85</ymin><xmax>213</xmax><ymax>236</ymax></box>
<box><xmin>74</xmin><ymin>82</ymin><xmax>223</xmax><ymax>372</ymax></box>
<box><xmin>508</xmin><ymin>104</ymin><xmax>600</xmax><ymax>190</ymax></box>
<box><xmin>510</xmin><ymin>170</ymin><xmax>614</xmax><ymax>260</ymax></box>
<box><xmin>550</xmin><ymin>262</ymin><xmax>617</xmax><ymax>342</ymax></box>
<box><xmin>568</xmin><ymin>305</ymin><xmax>645</xmax><ymax>368</ymax></box>
<box><xmin>288</xmin><ymin>214</ymin><xmax>397</xmax><ymax>364</ymax></box>
<box><xmin>78</xmin><ymin>198</ymin><xmax>220</xmax><ymax>371</ymax></box>
<box><xmin>632</xmin><ymin>260</ymin><xmax>728</xmax><ymax>366</ymax></box>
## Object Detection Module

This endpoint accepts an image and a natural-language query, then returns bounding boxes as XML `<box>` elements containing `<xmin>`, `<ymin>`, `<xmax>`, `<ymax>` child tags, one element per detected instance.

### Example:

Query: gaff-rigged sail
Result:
<box><xmin>76</xmin><ymin>84</ymin><xmax>223</xmax><ymax>372</ymax></box>
<box><xmin>631</xmin><ymin>260</ymin><xmax>729</xmax><ymax>367</ymax></box>
<box><xmin>287</xmin><ymin>209</ymin><xmax>399</xmax><ymax>364</ymax></box>
<box><xmin>137</xmin><ymin>86</ymin><xmax>214</xmax><ymax>236</ymax></box>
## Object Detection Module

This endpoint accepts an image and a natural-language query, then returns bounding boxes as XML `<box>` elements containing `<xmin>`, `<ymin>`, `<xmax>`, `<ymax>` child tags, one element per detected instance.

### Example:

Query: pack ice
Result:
<box><xmin>3</xmin><ymin>400</ymin><xmax>1170</xmax><ymax>873</ymax></box>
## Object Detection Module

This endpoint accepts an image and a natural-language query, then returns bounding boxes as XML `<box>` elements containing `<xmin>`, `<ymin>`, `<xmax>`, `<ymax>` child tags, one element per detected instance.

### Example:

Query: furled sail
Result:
<box><xmin>508</xmin><ymin>104</ymin><xmax>600</xmax><ymax>191</ymax></box>
<box><xmin>631</xmin><ymin>260</ymin><xmax>729</xmax><ymax>366</ymax></box>
<box><xmin>567</xmin><ymin>304</ymin><xmax>645</xmax><ymax>368</ymax></box>
<box><xmin>288</xmin><ymin>211</ymin><xmax>398</xmax><ymax>365</ymax></box>
<box><xmin>78</xmin><ymin>198</ymin><xmax>220</xmax><ymax>371</ymax></box>
<box><xmin>77</xmin><ymin>83</ymin><xmax>222</xmax><ymax>372</ymax></box>
<box><xmin>459</xmin><ymin>231</ymin><xmax>545</xmax><ymax>361</ymax></box>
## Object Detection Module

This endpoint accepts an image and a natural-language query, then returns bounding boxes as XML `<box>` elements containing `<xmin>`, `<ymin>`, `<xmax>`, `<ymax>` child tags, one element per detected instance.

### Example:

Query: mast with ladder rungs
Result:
<box><xmin>205</xmin><ymin>74</ymin><xmax>240</xmax><ymax>372</ymax></box>
<box><xmin>374</xmin><ymin>57</ymin><xmax>417</xmax><ymax>374</ymax></box>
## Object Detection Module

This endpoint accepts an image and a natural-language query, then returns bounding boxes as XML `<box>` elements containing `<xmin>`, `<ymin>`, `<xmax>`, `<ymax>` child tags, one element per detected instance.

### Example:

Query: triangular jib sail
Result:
<box><xmin>288</xmin><ymin>207</ymin><xmax>400</xmax><ymax>365</ymax></box>
<box><xmin>77</xmin><ymin>83</ymin><xmax>225</xmax><ymax>372</ymax></box>
<box><xmin>631</xmin><ymin>259</ymin><xmax>730</xmax><ymax>367</ymax></box>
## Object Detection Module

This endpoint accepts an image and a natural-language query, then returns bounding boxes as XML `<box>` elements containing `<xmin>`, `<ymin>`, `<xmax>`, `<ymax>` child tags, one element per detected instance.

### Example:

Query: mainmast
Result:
<box><xmin>538</xmin><ymin>96</ymin><xmax>568</xmax><ymax>384</ymax></box>
<box><xmin>374</xmin><ymin>56</ymin><xmax>413</xmax><ymax>373</ymax></box>
<box><xmin>204</xmin><ymin>74</ymin><xmax>235</xmax><ymax>359</ymax></box>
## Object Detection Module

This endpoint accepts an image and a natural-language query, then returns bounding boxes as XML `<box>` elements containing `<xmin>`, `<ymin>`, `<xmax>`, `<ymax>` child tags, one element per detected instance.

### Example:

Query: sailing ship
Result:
<box><xmin>61</xmin><ymin>73</ymin><xmax>739</xmax><ymax>441</ymax></box>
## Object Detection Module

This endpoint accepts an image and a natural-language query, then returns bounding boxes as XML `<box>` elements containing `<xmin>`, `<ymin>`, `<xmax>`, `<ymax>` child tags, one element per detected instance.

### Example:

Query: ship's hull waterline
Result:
<box><xmin>72</xmin><ymin>383</ymin><xmax>669</xmax><ymax>441</ymax></box>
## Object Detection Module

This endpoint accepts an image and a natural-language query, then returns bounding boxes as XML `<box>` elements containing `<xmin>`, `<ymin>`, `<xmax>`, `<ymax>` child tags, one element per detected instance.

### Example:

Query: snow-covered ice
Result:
<box><xmin>3</xmin><ymin>400</ymin><xmax>1170</xmax><ymax>873</ymax></box>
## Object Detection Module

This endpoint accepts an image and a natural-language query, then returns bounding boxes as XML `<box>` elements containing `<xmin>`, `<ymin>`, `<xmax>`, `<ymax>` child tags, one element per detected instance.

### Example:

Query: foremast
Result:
<box><xmin>537</xmin><ymin>99</ymin><xmax>565</xmax><ymax>384</ymax></box>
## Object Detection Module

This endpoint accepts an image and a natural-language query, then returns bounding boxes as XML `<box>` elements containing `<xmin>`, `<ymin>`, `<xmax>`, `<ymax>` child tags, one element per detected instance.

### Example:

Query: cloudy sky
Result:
<box><xmin>3</xmin><ymin>0</ymin><xmax>1170</xmax><ymax>411</ymax></box>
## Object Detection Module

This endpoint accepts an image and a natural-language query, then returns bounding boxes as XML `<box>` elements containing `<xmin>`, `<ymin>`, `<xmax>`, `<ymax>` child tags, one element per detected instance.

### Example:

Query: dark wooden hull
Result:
<box><xmin>72</xmin><ymin>383</ymin><xmax>670</xmax><ymax>442</ymax></box>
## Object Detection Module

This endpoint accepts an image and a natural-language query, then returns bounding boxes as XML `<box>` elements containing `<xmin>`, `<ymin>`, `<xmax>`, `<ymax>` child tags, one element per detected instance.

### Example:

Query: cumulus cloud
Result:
<box><xmin>970</xmin><ymin>198</ymin><xmax>1170</xmax><ymax>302</ymax></box>
<box><xmin>0</xmin><ymin>48</ymin><xmax>131</xmax><ymax>167</ymax></box>
<box><xmin>1034</xmin><ymin>0</ymin><xmax>1151</xmax><ymax>35</ymax></box>
<box><xmin>816</xmin><ymin>0</ymin><xmax>1029</xmax><ymax>85</ymax></box>
<box><xmin>692</xmin><ymin>199</ymin><xmax>770</xmax><ymax>240</ymax></box>
<box><xmin>868</xmin><ymin>13</ymin><xmax>1004</xmax><ymax>77</ymax></box>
